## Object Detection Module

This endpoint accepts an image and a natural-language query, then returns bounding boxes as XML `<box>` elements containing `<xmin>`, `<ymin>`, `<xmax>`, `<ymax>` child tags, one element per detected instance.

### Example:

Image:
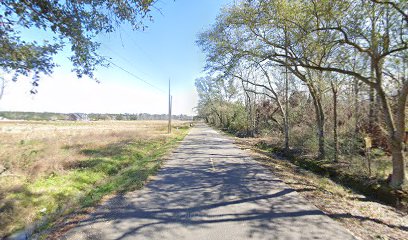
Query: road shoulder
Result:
<box><xmin>234</xmin><ymin>137</ymin><xmax>408</xmax><ymax>240</ymax></box>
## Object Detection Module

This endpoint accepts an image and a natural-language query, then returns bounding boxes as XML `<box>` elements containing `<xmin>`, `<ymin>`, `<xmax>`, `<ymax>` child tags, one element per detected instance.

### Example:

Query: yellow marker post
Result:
<box><xmin>364</xmin><ymin>137</ymin><xmax>372</xmax><ymax>150</ymax></box>
<box><xmin>364</xmin><ymin>136</ymin><xmax>372</xmax><ymax>176</ymax></box>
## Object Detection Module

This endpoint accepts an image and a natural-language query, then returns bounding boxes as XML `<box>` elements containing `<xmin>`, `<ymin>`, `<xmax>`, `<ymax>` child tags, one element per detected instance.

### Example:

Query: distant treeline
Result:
<box><xmin>0</xmin><ymin>111</ymin><xmax>194</xmax><ymax>121</ymax></box>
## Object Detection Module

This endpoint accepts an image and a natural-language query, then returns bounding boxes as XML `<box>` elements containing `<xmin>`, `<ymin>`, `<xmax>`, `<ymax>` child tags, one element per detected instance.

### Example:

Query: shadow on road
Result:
<box><xmin>59</xmin><ymin>124</ymin><xmax>355</xmax><ymax>240</ymax></box>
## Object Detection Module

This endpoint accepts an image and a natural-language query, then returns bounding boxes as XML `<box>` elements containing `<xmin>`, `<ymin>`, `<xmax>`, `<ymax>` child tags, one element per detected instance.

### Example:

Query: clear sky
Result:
<box><xmin>0</xmin><ymin>0</ymin><xmax>231</xmax><ymax>116</ymax></box>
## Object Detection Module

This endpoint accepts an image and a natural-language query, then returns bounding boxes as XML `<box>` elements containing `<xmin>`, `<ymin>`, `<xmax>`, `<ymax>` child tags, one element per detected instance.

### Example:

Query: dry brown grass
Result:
<box><xmin>0</xmin><ymin>120</ymin><xmax>177</xmax><ymax>179</ymax></box>
<box><xmin>0</xmin><ymin>120</ymin><xmax>189</xmax><ymax>237</ymax></box>
<box><xmin>235</xmin><ymin>137</ymin><xmax>408</xmax><ymax>240</ymax></box>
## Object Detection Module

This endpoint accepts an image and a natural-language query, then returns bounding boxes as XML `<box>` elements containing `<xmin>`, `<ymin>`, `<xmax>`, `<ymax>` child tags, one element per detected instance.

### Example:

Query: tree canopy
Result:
<box><xmin>0</xmin><ymin>0</ymin><xmax>156</xmax><ymax>92</ymax></box>
<box><xmin>196</xmin><ymin>0</ymin><xmax>407</xmax><ymax>188</ymax></box>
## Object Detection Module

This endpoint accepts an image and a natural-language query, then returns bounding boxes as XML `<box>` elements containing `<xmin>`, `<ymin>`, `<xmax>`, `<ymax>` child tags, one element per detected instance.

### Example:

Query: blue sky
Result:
<box><xmin>0</xmin><ymin>0</ymin><xmax>231</xmax><ymax>115</ymax></box>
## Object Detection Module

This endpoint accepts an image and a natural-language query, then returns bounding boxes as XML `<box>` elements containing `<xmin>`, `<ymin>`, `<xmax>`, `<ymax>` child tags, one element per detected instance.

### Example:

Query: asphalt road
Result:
<box><xmin>61</xmin><ymin>124</ymin><xmax>356</xmax><ymax>240</ymax></box>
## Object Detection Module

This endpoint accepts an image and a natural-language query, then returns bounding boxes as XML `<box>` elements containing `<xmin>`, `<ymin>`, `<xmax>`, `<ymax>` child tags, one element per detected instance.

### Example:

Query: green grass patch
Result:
<box><xmin>0</xmin><ymin>127</ymin><xmax>189</xmax><ymax>238</ymax></box>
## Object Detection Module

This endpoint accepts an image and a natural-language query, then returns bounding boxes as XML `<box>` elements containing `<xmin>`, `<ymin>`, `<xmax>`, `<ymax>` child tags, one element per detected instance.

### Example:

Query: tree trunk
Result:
<box><xmin>331</xmin><ymin>81</ymin><xmax>339</xmax><ymax>163</ymax></box>
<box><xmin>369</xmin><ymin>3</ymin><xmax>377</xmax><ymax>134</ymax></box>
<box><xmin>317</xmin><ymin>111</ymin><xmax>325</xmax><ymax>160</ymax></box>
<box><xmin>390</xmin><ymin>138</ymin><xmax>406</xmax><ymax>188</ymax></box>
<box><xmin>284</xmin><ymin>118</ymin><xmax>289</xmax><ymax>151</ymax></box>
<box><xmin>389</xmin><ymin>84</ymin><xmax>408</xmax><ymax>188</ymax></box>
<box><xmin>284</xmin><ymin>64</ymin><xmax>290</xmax><ymax>151</ymax></box>
<box><xmin>354</xmin><ymin>77</ymin><xmax>359</xmax><ymax>134</ymax></box>
<box><xmin>284</xmin><ymin>26</ymin><xmax>290</xmax><ymax>152</ymax></box>
<box><xmin>242</xmin><ymin>81</ymin><xmax>254</xmax><ymax>137</ymax></box>
<box><xmin>369</xmin><ymin>86</ymin><xmax>376</xmax><ymax>132</ymax></box>
<box><xmin>308</xmin><ymin>83</ymin><xmax>325</xmax><ymax>159</ymax></box>
<box><xmin>218</xmin><ymin>112</ymin><xmax>223</xmax><ymax>127</ymax></box>
<box><xmin>245</xmin><ymin>93</ymin><xmax>251</xmax><ymax>136</ymax></box>
<box><xmin>375</xmin><ymin>70</ymin><xmax>407</xmax><ymax>188</ymax></box>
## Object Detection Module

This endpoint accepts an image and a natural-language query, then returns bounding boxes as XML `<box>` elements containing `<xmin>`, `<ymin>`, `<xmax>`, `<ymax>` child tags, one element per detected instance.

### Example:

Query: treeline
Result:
<box><xmin>0</xmin><ymin>111</ymin><xmax>193</xmax><ymax>121</ymax></box>
<box><xmin>196</xmin><ymin>0</ymin><xmax>407</xmax><ymax>188</ymax></box>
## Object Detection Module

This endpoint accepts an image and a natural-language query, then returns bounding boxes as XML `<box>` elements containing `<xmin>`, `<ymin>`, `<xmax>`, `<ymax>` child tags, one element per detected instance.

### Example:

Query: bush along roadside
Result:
<box><xmin>4</xmin><ymin>128</ymin><xmax>189</xmax><ymax>239</ymax></box>
<box><xmin>254</xmin><ymin>141</ymin><xmax>408</xmax><ymax>212</ymax></box>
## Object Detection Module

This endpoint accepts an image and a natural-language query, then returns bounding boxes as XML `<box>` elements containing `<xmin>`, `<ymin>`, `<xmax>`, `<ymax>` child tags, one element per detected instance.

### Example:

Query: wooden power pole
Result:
<box><xmin>168</xmin><ymin>79</ymin><xmax>172</xmax><ymax>133</ymax></box>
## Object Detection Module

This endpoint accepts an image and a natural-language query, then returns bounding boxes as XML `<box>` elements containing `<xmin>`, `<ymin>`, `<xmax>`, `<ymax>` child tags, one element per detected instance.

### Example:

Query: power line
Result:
<box><xmin>100</xmin><ymin>29</ymin><xmax>169</xmax><ymax>94</ymax></box>
<box><xmin>101</xmin><ymin>44</ymin><xmax>152</xmax><ymax>78</ymax></box>
<box><xmin>120</xmin><ymin>29</ymin><xmax>170</xmax><ymax>76</ymax></box>
<box><xmin>106</xmin><ymin>59</ymin><xmax>166</xmax><ymax>94</ymax></box>
<box><xmin>102</xmin><ymin>44</ymin><xmax>132</xmax><ymax>64</ymax></box>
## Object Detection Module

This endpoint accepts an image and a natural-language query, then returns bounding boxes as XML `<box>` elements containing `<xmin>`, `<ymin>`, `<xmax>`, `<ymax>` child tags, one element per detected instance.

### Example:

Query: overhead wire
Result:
<box><xmin>120</xmin><ymin>29</ymin><xmax>170</xmax><ymax>76</ymax></box>
<box><xmin>105</xmin><ymin>59</ymin><xmax>166</xmax><ymax>94</ymax></box>
<box><xmin>99</xmin><ymin>28</ymin><xmax>169</xmax><ymax>94</ymax></box>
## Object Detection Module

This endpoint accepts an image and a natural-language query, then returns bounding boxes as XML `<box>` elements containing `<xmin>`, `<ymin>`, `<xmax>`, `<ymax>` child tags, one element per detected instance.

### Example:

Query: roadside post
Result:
<box><xmin>364</xmin><ymin>136</ymin><xmax>372</xmax><ymax>176</ymax></box>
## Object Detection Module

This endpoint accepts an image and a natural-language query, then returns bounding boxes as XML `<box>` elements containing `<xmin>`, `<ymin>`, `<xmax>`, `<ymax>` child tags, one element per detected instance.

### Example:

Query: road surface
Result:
<box><xmin>61</xmin><ymin>124</ymin><xmax>356</xmax><ymax>240</ymax></box>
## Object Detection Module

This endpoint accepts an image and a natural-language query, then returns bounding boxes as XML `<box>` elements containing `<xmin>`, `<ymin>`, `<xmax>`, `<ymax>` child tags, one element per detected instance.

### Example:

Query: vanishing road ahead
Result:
<box><xmin>62</xmin><ymin>124</ymin><xmax>356</xmax><ymax>240</ymax></box>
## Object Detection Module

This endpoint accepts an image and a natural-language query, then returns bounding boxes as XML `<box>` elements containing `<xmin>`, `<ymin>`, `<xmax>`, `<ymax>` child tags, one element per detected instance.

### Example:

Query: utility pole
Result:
<box><xmin>168</xmin><ymin>79</ymin><xmax>172</xmax><ymax>133</ymax></box>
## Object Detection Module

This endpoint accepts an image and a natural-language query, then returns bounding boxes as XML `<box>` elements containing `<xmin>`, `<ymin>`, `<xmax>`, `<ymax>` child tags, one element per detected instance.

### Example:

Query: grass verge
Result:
<box><xmin>250</xmin><ymin>140</ymin><xmax>408</xmax><ymax>211</ymax></box>
<box><xmin>1</xmin><ymin>124</ymin><xmax>189</xmax><ymax>238</ymax></box>
<box><xmin>234</xmin><ymin>138</ymin><xmax>408</xmax><ymax>240</ymax></box>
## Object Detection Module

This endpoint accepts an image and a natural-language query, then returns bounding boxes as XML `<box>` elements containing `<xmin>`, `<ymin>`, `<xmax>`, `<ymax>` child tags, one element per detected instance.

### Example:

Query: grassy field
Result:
<box><xmin>0</xmin><ymin>120</ymin><xmax>190</xmax><ymax>238</ymax></box>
